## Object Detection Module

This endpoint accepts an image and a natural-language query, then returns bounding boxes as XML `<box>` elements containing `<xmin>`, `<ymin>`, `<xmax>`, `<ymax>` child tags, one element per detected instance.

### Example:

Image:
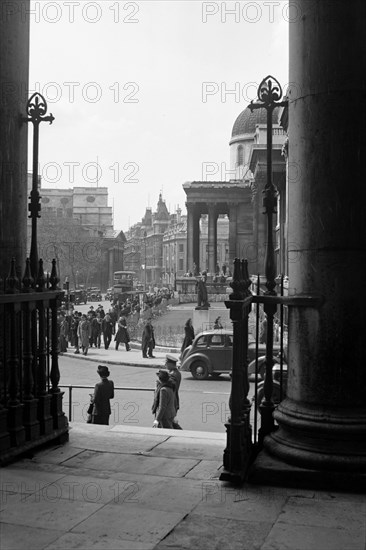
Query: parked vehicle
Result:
<box><xmin>72</xmin><ymin>289</ymin><xmax>87</xmax><ymax>305</ymax></box>
<box><xmin>105</xmin><ymin>288</ymin><xmax>113</xmax><ymax>301</ymax></box>
<box><xmin>87</xmin><ymin>287</ymin><xmax>102</xmax><ymax>301</ymax></box>
<box><xmin>180</xmin><ymin>329</ymin><xmax>281</xmax><ymax>380</ymax></box>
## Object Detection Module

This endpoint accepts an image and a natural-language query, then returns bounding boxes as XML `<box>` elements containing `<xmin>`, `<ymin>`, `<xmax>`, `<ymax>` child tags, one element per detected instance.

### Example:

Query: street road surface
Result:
<box><xmin>59</xmin><ymin>356</ymin><xmax>233</xmax><ymax>433</ymax></box>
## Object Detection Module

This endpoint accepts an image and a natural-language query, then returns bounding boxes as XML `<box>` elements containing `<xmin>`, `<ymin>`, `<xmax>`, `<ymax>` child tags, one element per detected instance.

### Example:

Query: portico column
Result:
<box><xmin>186</xmin><ymin>203</ymin><xmax>194</xmax><ymax>272</ymax></box>
<box><xmin>265</xmin><ymin>0</ymin><xmax>366</xmax><ymax>472</ymax></box>
<box><xmin>207</xmin><ymin>204</ymin><xmax>218</xmax><ymax>275</ymax></box>
<box><xmin>192</xmin><ymin>209</ymin><xmax>200</xmax><ymax>273</ymax></box>
<box><xmin>228</xmin><ymin>203</ymin><xmax>238</xmax><ymax>267</ymax></box>
<box><xmin>0</xmin><ymin>1</ymin><xmax>30</xmax><ymax>276</ymax></box>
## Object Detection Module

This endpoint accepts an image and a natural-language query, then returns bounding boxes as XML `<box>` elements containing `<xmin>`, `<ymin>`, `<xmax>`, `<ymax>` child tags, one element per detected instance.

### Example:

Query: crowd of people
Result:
<box><xmin>57</xmin><ymin>302</ymin><xmax>134</xmax><ymax>355</ymax></box>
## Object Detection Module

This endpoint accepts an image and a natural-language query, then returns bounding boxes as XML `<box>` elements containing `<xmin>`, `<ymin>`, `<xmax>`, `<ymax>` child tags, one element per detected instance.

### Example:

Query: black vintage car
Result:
<box><xmin>71</xmin><ymin>290</ymin><xmax>87</xmax><ymax>305</ymax></box>
<box><xmin>87</xmin><ymin>287</ymin><xmax>102</xmax><ymax>301</ymax></box>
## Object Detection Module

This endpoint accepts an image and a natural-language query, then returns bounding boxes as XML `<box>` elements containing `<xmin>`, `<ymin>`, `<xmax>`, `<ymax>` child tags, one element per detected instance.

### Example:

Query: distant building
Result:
<box><xmin>26</xmin><ymin>175</ymin><xmax>124</xmax><ymax>290</ymax></box>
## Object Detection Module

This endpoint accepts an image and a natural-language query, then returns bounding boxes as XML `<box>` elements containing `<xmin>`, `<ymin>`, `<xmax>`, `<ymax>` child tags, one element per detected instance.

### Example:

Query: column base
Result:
<box><xmin>248</xmin><ymin>448</ymin><xmax>366</xmax><ymax>493</ymax></box>
<box><xmin>265</xmin><ymin>398</ymin><xmax>366</xmax><ymax>473</ymax></box>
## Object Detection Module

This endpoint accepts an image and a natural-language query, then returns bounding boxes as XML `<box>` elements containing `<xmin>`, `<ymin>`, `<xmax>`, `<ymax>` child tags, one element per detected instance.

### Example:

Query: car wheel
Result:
<box><xmin>191</xmin><ymin>361</ymin><xmax>209</xmax><ymax>380</ymax></box>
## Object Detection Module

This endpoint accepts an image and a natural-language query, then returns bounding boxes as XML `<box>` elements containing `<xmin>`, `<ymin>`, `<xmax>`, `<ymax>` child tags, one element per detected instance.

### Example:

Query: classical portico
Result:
<box><xmin>184</xmin><ymin>182</ymin><xmax>253</xmax><ymax>275</ymax></box>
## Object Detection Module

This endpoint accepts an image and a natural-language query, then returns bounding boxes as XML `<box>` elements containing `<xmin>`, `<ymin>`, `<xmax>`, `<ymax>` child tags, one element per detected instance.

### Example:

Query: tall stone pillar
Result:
<box><xmin>265</xmin><ymin>0</ymin><xmax>366</xmax><ymax>472</ymax></box>
<box><xmin>0</xmin><ymin>1</ymin><xmax>30</xmax><ymax>277</ymax></box>
<box><xmin>192</xmin><ymin>209</ymin><xmax>200</xmax><ymax>273</ymax></box>
<box><xmin>207</xmin><ymin>204</ymin><xmax>218</xmax><ymax>275</ymax></box>
<box><xmin>186</xmin><ymin>203</ymin><xmax>194</xmax><ymax>273</ymax></box>
<box><xmin>228</xmin><ymin>203</ymin><xmax>238</xmax><ymax>268</ymax></box>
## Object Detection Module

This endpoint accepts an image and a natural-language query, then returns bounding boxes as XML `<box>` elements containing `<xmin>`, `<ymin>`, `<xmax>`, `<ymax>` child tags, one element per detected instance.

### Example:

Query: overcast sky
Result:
<box><xmin>29</xmin><ymin>0</ymin><xmax>289</xmax><ymax>231</ymax></box>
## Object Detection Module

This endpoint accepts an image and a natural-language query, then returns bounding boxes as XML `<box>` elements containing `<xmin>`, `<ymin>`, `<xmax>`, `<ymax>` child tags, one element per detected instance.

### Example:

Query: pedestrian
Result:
<box><xmin>259</xmin><ymin>317</ymin><xmax>267</xmax><ymax>344</ymax></box>
<box><xmin>101</xmin><ymin>313</ymin><xmax>114</xmax><ymax>350</ymax></box>
<box><xmin>91</xmin><ymin>365</ymin><xmax>114</xmax><ymax>425</ymax></box>
<box><xmin>165</xmin><ymin>354</ymin><xmax>182</xmax><ymax>429</ymax></box>
<box><xmin>152</xmin><ymin>370</ymin><xmax>176</xmax><ymax>429</ymax></box>
<box><xmin>165</xmin><ymin>354</ymin><xmax>181</xmax><ymax>412</ymax></box>
<box><xmin>214</xmin><ymin>316</ymin><xmax>223</xmax><ymax>329</ymax></box>
<box><xmin>58</xmin><ymin>313</ymin><xmax>68</xmax><ymax>353</ymax></box>
<box><xmin>90</xmin><ymin>313</ymin><xmax>101</xmax><ymax>348</ymax></box>
<box><xmin>115</xmin><ymin>316</ymin><xmax>131</xmax><ymax>351</ymax></box>
<box><xmin>181</xmin><ymin>318</ymin><xmax>195</xmax><ymax>357</ymax></box>
<box><xmin>141</xmin><ymin>320</ymin><xmax>155</xmax><ymax>358</ymax></box>
<box><xmin>77</xmin><ymin>314</ymin><xmax>91</xmax><ymax>355</ymax></box>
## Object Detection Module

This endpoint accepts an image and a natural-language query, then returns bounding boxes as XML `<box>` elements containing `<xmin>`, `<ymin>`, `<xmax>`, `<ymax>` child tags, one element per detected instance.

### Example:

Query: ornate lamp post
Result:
<box><xmin>249</xmin><ymin>76</ymin><xmax>288</xmax><ymax>441</ymax></box>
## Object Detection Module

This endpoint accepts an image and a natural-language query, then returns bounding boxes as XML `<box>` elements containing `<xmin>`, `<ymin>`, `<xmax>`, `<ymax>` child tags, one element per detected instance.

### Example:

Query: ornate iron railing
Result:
<box><xmin>0</xmin><ymin>257</ymin><xmax>68</xmax><ymax>464</ymax></box>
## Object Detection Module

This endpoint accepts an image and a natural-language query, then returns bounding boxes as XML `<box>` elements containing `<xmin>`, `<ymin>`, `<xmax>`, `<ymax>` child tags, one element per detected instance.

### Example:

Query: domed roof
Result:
<box><xmin>231</xmin><ymin>105</ymin><xmax>280</xmax><ymax>137</ymax></box>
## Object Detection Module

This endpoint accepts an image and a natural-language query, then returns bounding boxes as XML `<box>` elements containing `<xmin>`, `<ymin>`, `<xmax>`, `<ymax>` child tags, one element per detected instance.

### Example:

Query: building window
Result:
<box><xmin>237</xmin><ymin>145</ymin><xmax>244</xmax><ymax>166</ymax></box>
<box><xmin>179</xmin><ymin>258</ymin><xmax>184</xmax><ymax>271</ymax></box>
<box><xmin>179</xmin><ymin>243</ymin><xmax>184</xmax><ymax>253</ymax></box>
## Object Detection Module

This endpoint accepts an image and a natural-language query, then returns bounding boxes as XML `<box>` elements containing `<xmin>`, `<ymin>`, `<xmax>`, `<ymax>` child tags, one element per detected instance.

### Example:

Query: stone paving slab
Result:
<box><xmin>0</xmin><ymin>523</ymin><xmax>64</xmax><ymax>550</ymax></box>
<box><xmin>71</xmin><ymin>503</ymin><xmax>185</xmax><ymax>545</ymax></box>
<box><xmin>278</xmin><ymin>495</ymin><xmax>366</xmax><ymax>531</ymax></box>
<box><xmin>110</xmin><ymin>424</ymin><xmax>226</xmax><ymax>441</ymax></box>
<box><xmin>154</xmin><ymin>514</ymin><xmax>273</xmax><ymax>550</ymax></box>
<box><xmin>148</xmin><ymin>436</ymin><xmax>224</xmax><ymax>461</ymax></box>
<box><xmin>45</xmin><ymin>532</ymin><xmax>155</xmax><ymax>550</ymax></box>
<box><xmin>57</xmin><ymin>429</ymin><xmax>170</xmax><ymax>456</ymax></box>
<box><xmin>261</xmin><ymin>522</ymin><xmax>366</xmax><ymax>550</ymax></box>
<box><xmin>0</xmin><ymin>467</ymin><xmax>67</xmax><ymax>508</ymax></box>
<box><xmin>62</xmin><ymin>450</ymin><xmax>200</xmax><ymax>478</ymax></box>
<box><xmin>194</xmin><ymin>483</ymin><xmax>288</xmax><ymax>523</ymax></box>
<box><xmin>1</xmin><ymin>494</ymin><xmax>104</xmax><ymax>531</ymax></box>
<box><xmin>183</xmin><ymin>459</ymin><xmax>223</xmax><ymax>480</ymax></box>
<box><xmin>120</xmin><ymin>477</ymin><xmax>205</xmax><ymax>514</ymax></box>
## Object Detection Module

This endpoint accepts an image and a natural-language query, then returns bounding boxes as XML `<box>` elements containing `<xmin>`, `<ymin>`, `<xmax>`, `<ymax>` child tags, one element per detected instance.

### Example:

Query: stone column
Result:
<box><xmin>0</xmin><ymin>1</ymin><xmax>30</xmax><ymax>277</ymax></box>
<box><xmin>186</xmin><ymin>203</ymin><xmax>194</xmax><ymax>272</ymax></box>
<box><xmin>265</xmin><ymin>0</ymin><xmax>366</xmax><ymax>472</ymax></box>
<box><xmin>207</xmin><ymin>204</ymin><xmax>218</xmax><ymax>275</ymax></box>
<box><xmin>193</xmin><ymin>209</ymin><xmax>200</xmax><ymax>273</ymax></box>
<box><xmin>228</xmin><ymin>203</ymin><xmax>238</xmax><ymax>268</ymax></box>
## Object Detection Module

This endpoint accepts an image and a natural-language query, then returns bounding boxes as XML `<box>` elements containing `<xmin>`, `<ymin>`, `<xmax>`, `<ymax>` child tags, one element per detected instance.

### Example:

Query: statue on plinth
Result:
<box><xmin>195</xmin><ymin>271</ymin><xmax>210</xmax><ymax>310</ymax></box>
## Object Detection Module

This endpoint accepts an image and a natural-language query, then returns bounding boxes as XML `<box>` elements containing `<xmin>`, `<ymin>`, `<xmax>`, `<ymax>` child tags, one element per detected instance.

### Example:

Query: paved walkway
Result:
<box><xmin>60</xmin><ymin>344</ymin><xmax>180</xmax><ymax>369</ymax></box>
<box><xmin>1</xmin><ymin>423</ymin><xmax>365</xmax><ymax>550</ymax></box>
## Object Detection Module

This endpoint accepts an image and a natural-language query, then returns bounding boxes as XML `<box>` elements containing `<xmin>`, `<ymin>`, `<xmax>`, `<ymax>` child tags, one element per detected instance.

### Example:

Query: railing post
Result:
<box><xmin>220</xmin><ymin>258</ymin><xmax>252</xmax><ymax>483</ymax></box>
<box><xmin>21</xmin><ymin>258</ymin><xmax>40</xmax><ymax>440</ymax></box>
<box><xmin>49</xmin><ymin>259</ymin><xmax>68</xmax><ymax>432</ymax></box>
<box><xmin>35</xmin><ymin>260</ymin><xmax>53</xmax><ymax>435</ymax></box>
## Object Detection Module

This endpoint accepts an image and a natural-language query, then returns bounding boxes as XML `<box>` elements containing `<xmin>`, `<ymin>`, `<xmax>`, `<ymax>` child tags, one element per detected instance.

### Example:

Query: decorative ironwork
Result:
<box><xmin>249</xmin><ymin>76</ymin><xmax>288</xmax><ymax>442</ymax></box>
<box><xmin>21</xmin><ymin>93</ymin><xmax>55</xmax><ymax>278</ymax></box>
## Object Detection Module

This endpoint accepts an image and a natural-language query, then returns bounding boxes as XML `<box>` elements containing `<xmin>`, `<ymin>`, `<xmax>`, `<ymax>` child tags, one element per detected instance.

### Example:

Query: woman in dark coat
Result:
<box><xmin>181</xmin><ymin>318</ymin><xmax>195</xmax><ymax>357</ymax></box>
<box><xmin>115</xmin><ymin>316</ymin><xmax>131</xmax><ymax>351</ymax></box>
<box><xmin>91</xmin><ymin>365</ymin><xmax>114</xmax><ymax>425</ymax></box>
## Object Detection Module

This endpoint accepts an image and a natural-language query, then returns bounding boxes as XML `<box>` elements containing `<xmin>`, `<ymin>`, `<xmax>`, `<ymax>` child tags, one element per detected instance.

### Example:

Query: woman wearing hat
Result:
<box><xmin>91</xmin><ymin>365</ymin><xmax>114</xmax><ymax>425</ymax></box>
<box><xmin>152</xmin><ymin>370</ymin><xmax>176</xmax><ymax>429</ymax></box>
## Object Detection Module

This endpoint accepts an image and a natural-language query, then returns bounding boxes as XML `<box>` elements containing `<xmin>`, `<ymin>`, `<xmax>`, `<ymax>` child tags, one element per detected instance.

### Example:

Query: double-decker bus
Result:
<box><xmin>112</xmin><ymin>271</ymin><xmax>135</xmax><ymax>301</ymax></box>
